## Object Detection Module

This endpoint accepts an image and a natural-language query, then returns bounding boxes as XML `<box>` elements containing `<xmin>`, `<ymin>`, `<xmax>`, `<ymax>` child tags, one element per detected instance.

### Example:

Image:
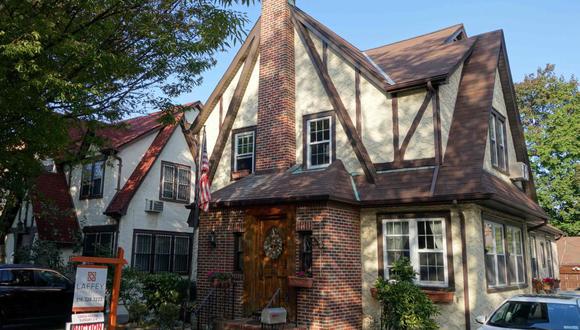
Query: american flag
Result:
<box><xmin>198</xmin><ymin>129</ymin><xmax>211</xmax><ymax>212</ymax></box>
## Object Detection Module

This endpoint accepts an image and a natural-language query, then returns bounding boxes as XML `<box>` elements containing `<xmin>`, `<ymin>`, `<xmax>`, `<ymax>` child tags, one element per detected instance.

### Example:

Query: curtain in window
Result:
<box><xmin>417</xmin><ymin>220</ymin><xmax>445</xmax><ymax>283</ymax></box>
<box><xmin>384</xmin><ymin>221</ymin><xmax>410</xmax><ymax>278</ymax></box>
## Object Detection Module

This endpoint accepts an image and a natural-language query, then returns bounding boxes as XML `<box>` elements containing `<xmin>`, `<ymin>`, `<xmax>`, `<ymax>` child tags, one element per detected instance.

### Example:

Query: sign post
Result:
<box><xmin>70</xmin><ymin>247</ymin><xmax>127</xmax><ymax>329</ymax></box>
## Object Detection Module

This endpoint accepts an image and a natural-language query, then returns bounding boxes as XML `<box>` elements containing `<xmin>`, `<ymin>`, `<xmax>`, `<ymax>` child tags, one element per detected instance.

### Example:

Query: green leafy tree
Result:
<box><xmin>0</xmin><ymin>0</ymin><xmax>252</xmax><ymax>237</ymax></box>
<box><xmin>515</xmin><ymin>64</ymin><xmax>579</xmax><ymax>235</ymax></box>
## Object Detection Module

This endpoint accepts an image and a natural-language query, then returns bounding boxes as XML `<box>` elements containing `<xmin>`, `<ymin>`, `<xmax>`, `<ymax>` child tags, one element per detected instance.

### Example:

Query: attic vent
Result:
<box><xmin>145</xmin><ymin>199</ymin><xmax>164</xmax><ymax>213</ymax></box>
<box><xmin>447</xmin><ymin>29</ymin><xmax>467</xmax><ymax>43</ymax></box>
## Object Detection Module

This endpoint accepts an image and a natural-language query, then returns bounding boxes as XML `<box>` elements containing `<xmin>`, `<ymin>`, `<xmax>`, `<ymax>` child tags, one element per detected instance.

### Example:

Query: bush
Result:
<box><xmin>141</xmin><ymin>272</ymin><xmax>190</xmax><ymax>313</ymax></box>
<box><xmin>375</xmin><ymin>258</ymin><xmax>439</xmax><ymax>330</ymax></box>
<box><xmin>127</xmin><ymin>301</ymin><xmax>148</xmax><ymax>326</ymax></box>
<box><xmin>158</xmin><ymin>302</ymin><xmax>181</xmax><ymax>329</ymax></box>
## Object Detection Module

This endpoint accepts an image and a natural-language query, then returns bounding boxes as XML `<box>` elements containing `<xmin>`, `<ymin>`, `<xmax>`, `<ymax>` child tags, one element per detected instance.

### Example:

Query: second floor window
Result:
<box><xmin>306</xmin><ymin>116</ymin><xmax>333</xmax><ymax>169</ymax></box>
<box><xmin>81</xmin><ymin>159</ymin><xmax>105</xmax><ymax>199</ymax></box>
<box><xmin>234</xmin><ymin>131</ymin><xmax>255</xmax><ymax>173</ymax></box>
<box><xmin>489</xmin><ymin>110</ymin><xmax>508</xmax><ymax>172</ymax></box>
<box><xmin>160</xmin><ymin>162</ymin><xmax>190</xmax><ymax>202</ymax></box>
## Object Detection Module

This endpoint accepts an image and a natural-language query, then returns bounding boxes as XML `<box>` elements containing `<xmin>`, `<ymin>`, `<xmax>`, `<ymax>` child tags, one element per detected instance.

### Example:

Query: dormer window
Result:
<box><xmin>489</xmin><ymin>110</ymin><xmax>508</xmax><ymax>172</ymax></box>
<box><xmin>305</xmin><ymin>112</ymin><xmax>334</xmax><ymax>169</ymax></box>
<box><xmin>80</xmin><ymin>159</ymin><xmax>105</xmax><ymax>199</ymax></box>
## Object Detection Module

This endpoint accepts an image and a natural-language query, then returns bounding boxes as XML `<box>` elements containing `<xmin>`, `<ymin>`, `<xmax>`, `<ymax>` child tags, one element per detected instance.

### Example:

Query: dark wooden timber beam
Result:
<box><xmin>207</xmin><ymin>37</ymin><xmax>260</xmax><ymax>183</ymax></box>
<box><xmin>398</xmin><ymin>87</ymin><xmax>433</xmax><ymax>160</ymax></box>
<box><xmin>189</xmin><ymin>20</ymin><xmax>261</xmax><ymax>134</ymax></box>
<box><xmin>295</xmin><ymin>19</ymin><xmax>377</xmax><ymax>184</ymax></box>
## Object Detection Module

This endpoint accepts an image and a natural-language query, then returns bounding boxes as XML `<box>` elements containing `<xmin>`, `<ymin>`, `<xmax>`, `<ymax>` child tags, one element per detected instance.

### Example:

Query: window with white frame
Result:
<box><xmin>234</xmin><ymin>131</ymin><xmax>255</xmax><ymax>173</ymax></box>
<box><xmin>506</xmin><ymin>226</ymin><xmax>525</xmax><ymax>284</ymax></box>
<box><xmin>484</xmin><ymin>221</ymin><xmax>508</xmax><ymax>287</ymax></box>
<box><xmin>546</xmin><ymin>240</ymin><xmax>554</xmax><ymax>277</ymax></box>
<box><xmin>160</xmin><ymin>162</ymin><xmax>190</xmax><ymax>202</ymax></box>
<box><xmin>306</xmin><ymin>116</ymin><xmax>332</xmax><ymax>169</ymax></box>
<box><xmin>132</xmin><ymin>231</ymin><xmax>192</xmax><ymax>274</ymax></box>
<box><xmin>529</xmin><ymin>234</ymin><xmax>538</xmax><ymax>278</ymax></box>
<box><xmin>382</xmin><ymin>218</ymin><xmax>448</xmax><ymax>287</ymax></box>
<box><xmin>489</xmin><ymin>110</ymin><xmax>508</xmax><ymax>171</ymax></box>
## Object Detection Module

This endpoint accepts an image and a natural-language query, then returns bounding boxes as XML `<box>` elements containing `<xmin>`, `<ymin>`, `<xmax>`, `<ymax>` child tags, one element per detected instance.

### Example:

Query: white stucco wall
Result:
<box><xmin>397</xmin><ymin>89</ymin><xmax>435</xmax><ymax>160</ymax></box>
<box><xmin>439</xmin><ymin>63</ymin><xmax>463</xmax><ymax>159</ymax></box>
<box><xmin>360</xmin><ymin>75</ymin><xmax>394</xmax><ymax>164</ymax></box>
<box><xmin>483</xmin><ymin>69</ymin><xmax>519</xmax><ymax>182</ymax></box>
<box><xmin>118</xmin><ymin>127</ymin><xmax>197</xmax><ymax>277</ymax></box>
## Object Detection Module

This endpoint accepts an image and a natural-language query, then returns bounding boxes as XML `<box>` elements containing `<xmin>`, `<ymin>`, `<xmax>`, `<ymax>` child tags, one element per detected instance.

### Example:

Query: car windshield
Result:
<box><xmin>488</xmin><ymin>300</ymin><xmax>580</xmax><ymax>329</ymax></box>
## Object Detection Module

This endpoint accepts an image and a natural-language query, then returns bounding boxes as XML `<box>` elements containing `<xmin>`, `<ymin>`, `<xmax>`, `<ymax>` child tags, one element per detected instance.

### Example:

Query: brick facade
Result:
<box><xmin>196</xmin><ymin>202</ymin><xmax>363</xmax><ymax>329</ymax></box>
<box><xmin>295</xmin><ymin>203</ymin><xmax>362</xmax><ymax>329</ymax></box>
<box><xmin>255</xmin><ymin>0</ymin><xmax>296</xmax><ymax>172</ymax></box>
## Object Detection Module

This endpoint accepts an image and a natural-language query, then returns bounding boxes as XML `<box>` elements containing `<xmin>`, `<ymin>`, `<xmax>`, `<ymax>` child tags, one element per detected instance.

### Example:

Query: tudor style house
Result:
<box><xmin>4</xmin><ymin>104</ymin><xmax>202</xmax><ymax>279</ymax></box>
<box><xmin>184</xmin><ymin>1</ymin><xmax>563</xmax><ymax>329</ymax></box>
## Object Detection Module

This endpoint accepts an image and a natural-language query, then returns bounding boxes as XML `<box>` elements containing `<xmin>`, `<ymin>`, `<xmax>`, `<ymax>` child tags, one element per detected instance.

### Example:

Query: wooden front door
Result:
<box><xmin>243</xmin><ymin>207</ymin><xmax>296</xmax><ymax>318</ymax></box>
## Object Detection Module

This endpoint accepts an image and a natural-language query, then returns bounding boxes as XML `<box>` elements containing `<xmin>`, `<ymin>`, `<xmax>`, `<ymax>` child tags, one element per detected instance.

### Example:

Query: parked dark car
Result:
<box><xmin>0</xmin><ymin>264</ymin><xmax>73</xmax><ymax>328</ymax></box>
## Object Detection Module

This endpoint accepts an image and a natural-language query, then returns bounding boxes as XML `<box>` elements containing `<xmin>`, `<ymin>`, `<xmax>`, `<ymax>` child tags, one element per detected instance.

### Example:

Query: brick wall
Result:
<box><xmin>255</xmin><ymin>0</ymin><xmax>296</xmax><ymax>172</ymax></box>
<box><xmin>196</xmin><ymin>203</ymin><xmax>362</xmax><ymax>329</ymax></box>
<box><xmin>196</xmin><ymin>208</ymin><xmax>245</xmax><ymax>319</ymax></box>
<box><xmin>296</xmin><ymin>203</ymin><xmax>362</xmax><ymax>330</ymax></box>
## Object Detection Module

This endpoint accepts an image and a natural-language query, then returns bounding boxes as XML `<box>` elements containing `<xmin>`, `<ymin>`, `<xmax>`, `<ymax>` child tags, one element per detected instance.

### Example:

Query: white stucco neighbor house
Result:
<box><xmin>4</xmin><ymin>103</ymin><xmax>202</xmax><ymax>280</ymax></box>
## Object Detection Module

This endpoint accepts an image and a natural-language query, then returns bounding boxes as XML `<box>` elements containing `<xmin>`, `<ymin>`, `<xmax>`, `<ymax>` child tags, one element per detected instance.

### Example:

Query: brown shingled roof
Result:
<box><xmin>31</xmin><ymin>172</ymin><xmax>80</xmax><ymax>244</ymax></box>
<box><xmin>365</xmin><ymin>25</ymin><xmax>475</xmax><ymax>89</ymax></box>
<box><xmin>211</xmin><ymin>160</ymin><xmax>356</xmax><ymax>207</ymax></box>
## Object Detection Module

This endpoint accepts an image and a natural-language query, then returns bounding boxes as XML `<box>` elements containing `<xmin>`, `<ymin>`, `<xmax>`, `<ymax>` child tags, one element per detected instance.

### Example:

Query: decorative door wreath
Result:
<box><xmin>264</xmin><ymin>227</ymin><xmax>283</xmax><ymax>259</ymax></box>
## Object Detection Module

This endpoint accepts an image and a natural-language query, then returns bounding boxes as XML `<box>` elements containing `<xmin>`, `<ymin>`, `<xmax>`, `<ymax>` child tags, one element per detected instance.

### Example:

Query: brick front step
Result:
<box><xmin>220</xmin><ymin>318</ymin><xmax>305</xmax><ymax>330</ymax></box>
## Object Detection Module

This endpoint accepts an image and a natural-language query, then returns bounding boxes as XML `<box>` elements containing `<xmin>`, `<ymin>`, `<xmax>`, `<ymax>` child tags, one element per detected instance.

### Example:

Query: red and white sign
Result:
<box><xmin>66</xmin><ymin>322</ymin><xmax>105</xmax><ymax>330</ymax></box>
<box><xmin>72</xmin><ymin>312</ymin><xmax>104</xmax><ymax>324</ymax></box>
<box><xmin>72</xmin><ymin>265</ymin><xmax>108</xmax><ymax>312</ymax></box>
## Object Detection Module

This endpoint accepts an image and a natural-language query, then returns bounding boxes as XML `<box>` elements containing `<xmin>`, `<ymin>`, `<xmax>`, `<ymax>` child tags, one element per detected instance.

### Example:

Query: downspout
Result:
<box><xmin>455</xmin><ymin>201</ymin><xmax>471</xmax><ymax>330</ymax></box>
<box><xmin>111</xmin><ymin>153</ymin><xmax>123</xmax><ymax>191</ymax></box>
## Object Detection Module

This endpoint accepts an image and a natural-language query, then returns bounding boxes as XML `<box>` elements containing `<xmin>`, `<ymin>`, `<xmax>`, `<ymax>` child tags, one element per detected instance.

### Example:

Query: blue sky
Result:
<box><xmin>173</xmin><ymin>0</ymin><xmax>580</xmax><ymax>106</ymax></box>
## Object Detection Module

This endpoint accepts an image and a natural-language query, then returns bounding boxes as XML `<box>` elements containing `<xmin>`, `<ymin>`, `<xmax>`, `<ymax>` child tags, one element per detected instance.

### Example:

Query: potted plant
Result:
<box><xmin>532</xmin><ymin>278</ymin><xmax>543</xmax><ymax>293</ymax></box>
<box><xmin>542</xmin><ymin>277</ymin><xmax>560</xmax><ymax>293</ymax></box>
<box><xmin>207</xmin><ymin>271</ymin><xmax>233</xmax><ymax>288</ymax></box>
<box><xmin>288</xmin><ymin>271</ymin><xmax>313</xmax><ymax>288</ymax></box>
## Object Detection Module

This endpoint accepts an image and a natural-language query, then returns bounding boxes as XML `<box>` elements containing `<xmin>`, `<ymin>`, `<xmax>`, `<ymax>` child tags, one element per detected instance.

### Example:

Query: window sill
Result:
<box><xmin>422</xmin><ymin>290</ymin><xmax>454</xmax><ymax>304</ymax></box>
<box><xmin>487</xmin><ymin>283</ymin><xmax>528</xmax><ymax>293</ymax></box>
<box><xmin>159</xmin><ymin>197</ymin><xmax>190</xmax><ymax>204</ymax></box>
<box><xmin>370</xmin><ymin>287</ymin><xmax>454</xmax><ymax>304</ymax></box>
<box><xmin>231</xmin><ymin>169</ymin><xmax>251</xmax><ymax>181</ymax></box>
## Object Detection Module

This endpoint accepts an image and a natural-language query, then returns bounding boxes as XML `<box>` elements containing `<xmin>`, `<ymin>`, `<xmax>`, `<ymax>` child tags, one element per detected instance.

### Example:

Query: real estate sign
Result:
<box><xmin>66</xmin><ymin>313</ymin><xmax>105</xmax><ymax>330</ymax></box>
<box><xmin>72</xmin><ymin>265</ymin><xmax>108</xmax><ymax>312</ymax></box>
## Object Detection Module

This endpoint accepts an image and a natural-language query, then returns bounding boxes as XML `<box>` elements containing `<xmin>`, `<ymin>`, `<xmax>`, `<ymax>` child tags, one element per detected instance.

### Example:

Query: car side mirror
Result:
<box><xmin>475</xmin><ymin>315</ymin><xmax>486</xmax><ymax>324</ymax></box>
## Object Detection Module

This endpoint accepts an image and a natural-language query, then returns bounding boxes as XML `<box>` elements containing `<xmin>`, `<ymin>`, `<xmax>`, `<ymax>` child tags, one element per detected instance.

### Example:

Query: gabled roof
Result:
<box><xmin>104</xmin><ymin>113</ymin><xmax>183</xmax><ymax>218</ymax></box>
<box><xmin>31</xmin><ymin>172</ymin><xmax>80</xmax><ymax>244</ymax></box>
<box><xmin>365</xmin><ymin>24</ymin><xmax>476</xmax><ymax>90</ymax></box>
<box><xmin>211</xmin><ymin>160</ymin><xmax>356</xmax><ymax>207</ymax></box>
<box><xmin>69</xmin><ymin>102</ymin><xmax>202</xmax><ymax>154</ymax></box>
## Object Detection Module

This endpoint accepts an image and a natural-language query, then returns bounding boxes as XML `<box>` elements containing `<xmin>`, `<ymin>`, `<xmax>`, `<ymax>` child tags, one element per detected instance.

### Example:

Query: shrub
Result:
<box><xmin>127</xmin><ymin>301</ymin><xmax>148</xmax><ymax>326</ymax></box>
<box><xmin>140</xmin><ymin>272</ymin><xmax>190</xmax><ymax>313</ymax></box>
<box><xmin>158</xmin><ymin>302</ymin><xmax>181</xmax><ymax>329</ymax></box>
<box><xmin>375</xmin><ymin>258</ymin><xmax>439</xmax><ymax>330</ymax></box>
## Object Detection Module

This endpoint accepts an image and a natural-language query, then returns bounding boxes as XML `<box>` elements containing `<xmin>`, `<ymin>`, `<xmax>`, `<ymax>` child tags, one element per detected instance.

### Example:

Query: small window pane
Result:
<box><xmin>154</xmin><ymin>235</ymin><xmax>172</xmax><ymax>272</ymax></box>
<box><xmin>162</xmin><ymin>165</ymin><xmax>175</xmax><ymax>199</ymax></box>
<box><xmin>135</xmin><ymin>234</ymin><xmax>152</xmax><ymax>272</ymax></box>
<box><xmin>177</xmin><ymin>168</ymin><xmax>190</xmax><ymax>201</ymax></box>
<box><xmin>174</xmin><ymin>237</ymin><xmax>190</xmax><ymax>274</ymax></box>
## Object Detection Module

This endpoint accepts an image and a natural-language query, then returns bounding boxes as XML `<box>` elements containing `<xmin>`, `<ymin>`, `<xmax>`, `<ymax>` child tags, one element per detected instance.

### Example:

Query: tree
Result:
<box><xmin>515</xmin><ymin>64</ymin><xmax>579</xmax><ymax>236</ymax></box>
<box><xmin>0</xmin><ymin>0</ymin><xmax>251</xmax><ymax>190</ymax></box>
<box><xmin>0</xmin><ymin>0</ymin><xmax>252</xmax><ymax>237</ymax></box>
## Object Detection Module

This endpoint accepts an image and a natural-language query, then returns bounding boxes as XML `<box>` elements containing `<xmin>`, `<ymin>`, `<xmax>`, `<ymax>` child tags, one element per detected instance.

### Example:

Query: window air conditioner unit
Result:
<box><xmin>510</xmin><ymin>162</ymin><xmax>529</xmax><ymax>182</ymax></box>
<box><xmin>145</xmin><ymin>199</ymin><xmax>164</xmax><ymax>213</ymax></box>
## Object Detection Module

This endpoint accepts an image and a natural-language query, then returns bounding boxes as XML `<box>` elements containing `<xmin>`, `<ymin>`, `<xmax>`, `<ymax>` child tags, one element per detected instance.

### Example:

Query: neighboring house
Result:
<box><xmin>187</xmin><ymin>1</ymin><xmax>563</xmax><ymax>329</ymax></box>
<box><xmin>556</xmin><ymin>236</ymin><xmax>580</xmax><ymax>290</ymax></box>
<box><xmin>4</xmin><ymin>104</ymin><xmax>202</xmax><ymax>279</ymax></box>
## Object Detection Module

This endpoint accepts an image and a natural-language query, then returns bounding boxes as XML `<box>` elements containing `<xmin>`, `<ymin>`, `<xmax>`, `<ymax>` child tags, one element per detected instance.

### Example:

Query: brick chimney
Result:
<box><xmin>255</xmin><ymin>0</ymin><xmax>296</xmax><ymax>173</ymax></box>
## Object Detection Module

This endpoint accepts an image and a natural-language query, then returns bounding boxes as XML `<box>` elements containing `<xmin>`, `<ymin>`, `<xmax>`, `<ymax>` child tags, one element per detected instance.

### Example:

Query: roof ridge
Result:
<box><xmin>364</xmin><ymin>23</ymin><xmax>465</xmax><ymax>52</ymax></box>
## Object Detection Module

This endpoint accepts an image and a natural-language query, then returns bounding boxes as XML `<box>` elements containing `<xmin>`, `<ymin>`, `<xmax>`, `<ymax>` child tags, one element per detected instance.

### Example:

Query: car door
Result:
<box><xmin>33</xmin><ymin>269</ymin><xmax>74</xmax><ymax>321</ymax></box>
<box><xmin>0</xmin><ymin>269</ymin><xmax>36</xmax><ymax>324</ymax></box>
